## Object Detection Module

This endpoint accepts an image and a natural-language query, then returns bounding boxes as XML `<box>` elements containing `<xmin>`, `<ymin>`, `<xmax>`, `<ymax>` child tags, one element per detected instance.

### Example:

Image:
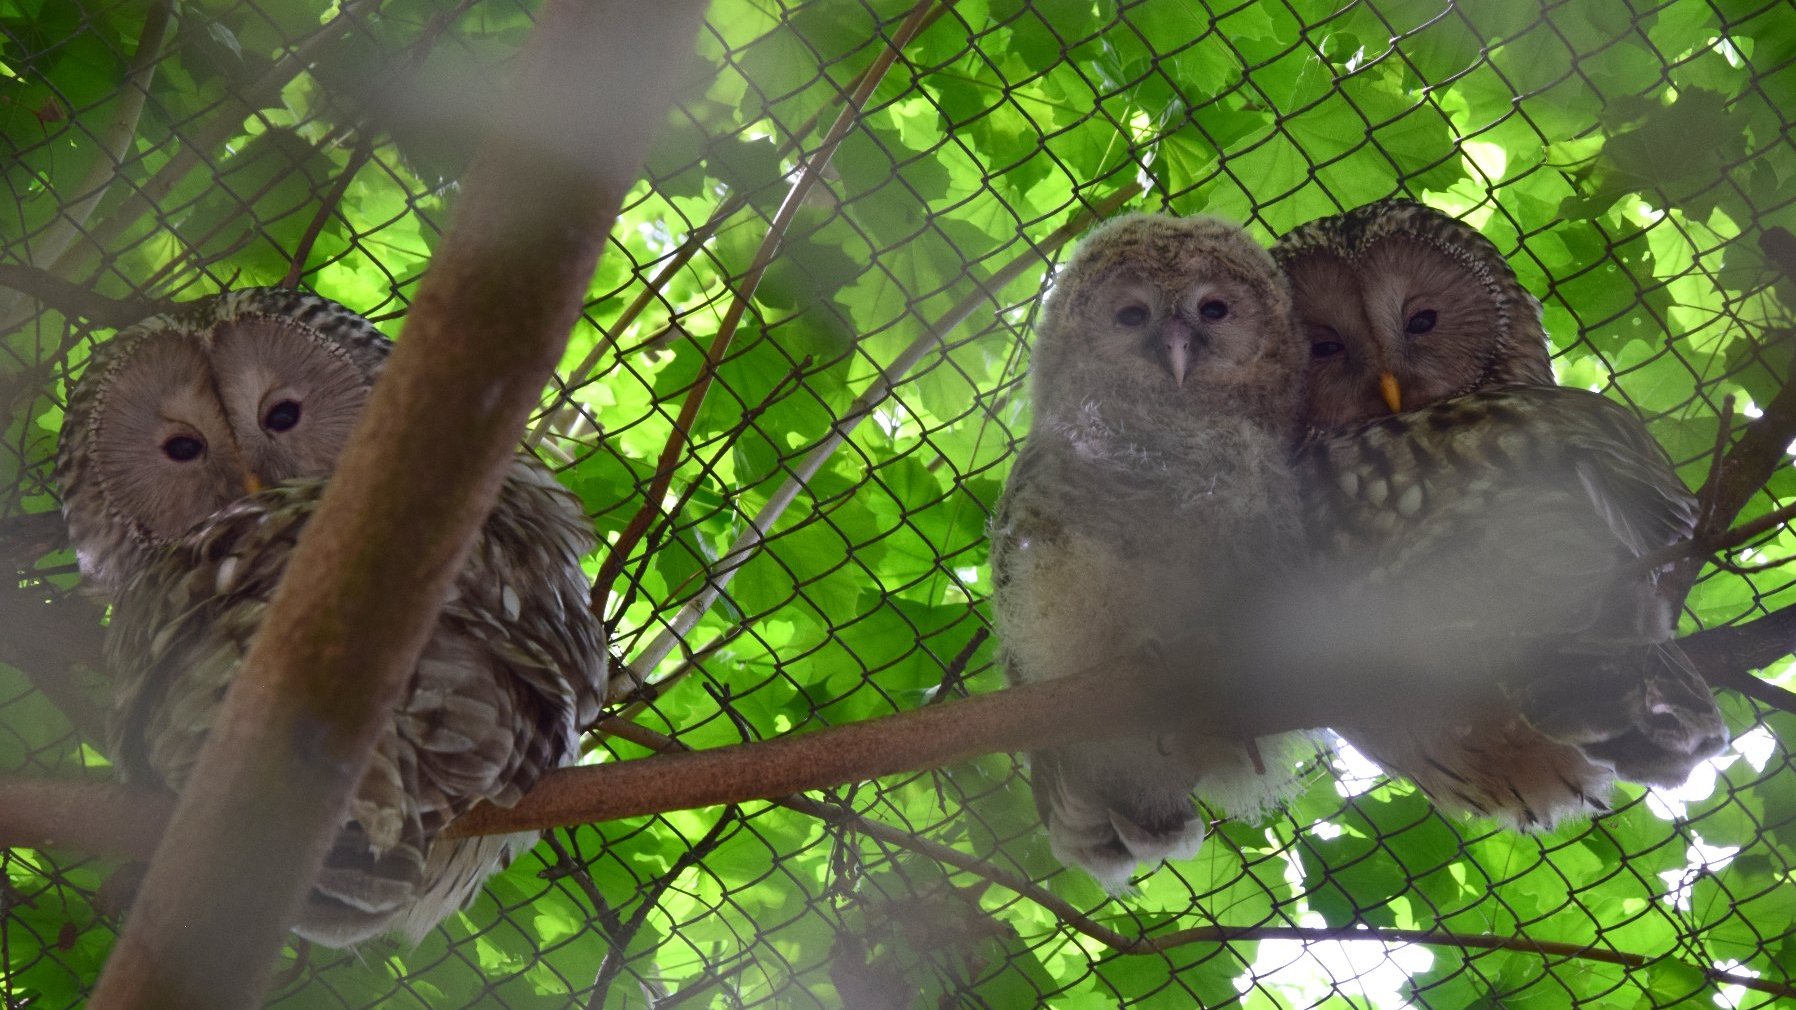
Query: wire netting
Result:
<box><xmin>3</xmin><ymin>0</ymin><xmax>1795</xmax><ymax>1006</ymax></box>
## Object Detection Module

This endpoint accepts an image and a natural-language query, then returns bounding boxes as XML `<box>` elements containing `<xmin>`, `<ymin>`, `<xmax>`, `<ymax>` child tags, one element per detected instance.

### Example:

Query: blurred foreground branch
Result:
<box><xmin>84</xmin><ymin>4</ymin><xmax>706</xmax><ymax>1009</ymax></box>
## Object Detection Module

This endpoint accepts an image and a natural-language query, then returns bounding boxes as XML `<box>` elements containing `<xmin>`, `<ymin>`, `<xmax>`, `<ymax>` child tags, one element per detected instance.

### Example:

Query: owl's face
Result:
<box><xmin>1036</xmin><ymin>214</ymin><xmax>1302</xmax><ymax>422</ymax></box>
<box><xmin>1274</xmin><ymin>200</ymin><xmax>1553</xmax><ymax>430</ymax></box>
<box><xmin>58</xmin><ymin>289</ymin><xmax>390</xmax><ymax>592</ymax></box>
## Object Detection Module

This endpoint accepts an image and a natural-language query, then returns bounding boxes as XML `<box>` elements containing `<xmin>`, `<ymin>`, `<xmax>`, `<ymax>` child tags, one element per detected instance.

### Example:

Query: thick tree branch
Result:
<box><xmin>1679</xmin><ymin>609</ymin><xmax>1796</xmax><ymax>716</ymax></box>
<box><xmin>0</xmin><ymin>265</ymin><xmax>173</xmax><ymax>329</ymax></box>
<box><xmin>84</xmin><ymin>6</ymin><xmax>705</xmax><ymax>1010</ymax></box>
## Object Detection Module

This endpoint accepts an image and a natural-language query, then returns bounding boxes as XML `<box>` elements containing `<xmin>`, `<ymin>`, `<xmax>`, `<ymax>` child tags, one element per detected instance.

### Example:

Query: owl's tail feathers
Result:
<box><xmin>293</xmin><ymin>820</ymin><xmax>429</xmax><ymax>947</ymax></box>
<box><xmin>1517</xmin><ymin>641</ymin><xmax>1728</xmax><ymax>788</ymax></box>
<box><xmin>1029</xmin><ymin>747</ymin><xmax>1206</xmax><ymax>893</ymax></box>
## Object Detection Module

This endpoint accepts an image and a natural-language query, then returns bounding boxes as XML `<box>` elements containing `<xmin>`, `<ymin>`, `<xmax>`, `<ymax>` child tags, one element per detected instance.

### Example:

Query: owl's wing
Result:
<box><xmin>105</xmin><ymin>459</ymin><xmax>606</xmax><ymax>947</ymax></box>
<box><xmin>1300</xmin><ymin>385</ymin><xmax>1724</xmax><ymax>808</ymax></box>
<box><xmin>1301</xmin><ymin>386</ymin><xmax>1694</xmax><ymax>639</ymax></box>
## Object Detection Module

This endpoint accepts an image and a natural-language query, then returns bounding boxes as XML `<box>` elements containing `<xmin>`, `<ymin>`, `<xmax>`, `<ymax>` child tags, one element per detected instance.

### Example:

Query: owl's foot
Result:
<box><xmin>1047</xmin><ymin>806</ymin><xmax>1207</xmax><ymax>894</ymax></box>
<box><xmin>1028</xmin><ymin>746</ymin><xmax>1206</xmax><ymax>892</ymax></box>
<box><xmin>1517</xmin><ymin>641</ymin><xmax>1728</xmax><ymax>789</ymax></box>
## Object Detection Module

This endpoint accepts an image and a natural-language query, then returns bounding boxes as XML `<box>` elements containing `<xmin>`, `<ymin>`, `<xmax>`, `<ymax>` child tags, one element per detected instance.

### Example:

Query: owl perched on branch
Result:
<box><xmin>56</xmin><ymin>289</ymin><xmax>607</xmax><ymax>945</ymax></box>
<box><xmin>1274</xmin><ymin>200</ymin><xmax>1727</xmax><ymax>827</ymax></box>
<box><xmin>991</xmin><ymin>213</ymin><xmax>1310</xmax><ymax>889</ymax></box>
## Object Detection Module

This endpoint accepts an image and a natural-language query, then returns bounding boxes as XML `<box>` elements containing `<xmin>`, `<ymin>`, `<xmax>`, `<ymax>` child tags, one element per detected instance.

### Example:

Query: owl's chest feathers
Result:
<box><xmin>1035</xmin><ymin>405</ymin><xmax>1298</xmax><ymax>552</ymax></box>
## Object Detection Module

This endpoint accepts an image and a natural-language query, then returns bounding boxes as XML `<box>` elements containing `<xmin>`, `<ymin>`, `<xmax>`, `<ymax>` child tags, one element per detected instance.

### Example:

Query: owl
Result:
<box><xmin>991</xmin><ymin>213</ymin><xmax>1310</xmax><ymax>890</ymax></box>
<box><xmin>55</xmin><ymin>288</ymin><xmax>608</xmax><ymax>946</ymax></box>
<box><xmin>1273</xmin><ymin>200</ymin><xmax>1727</xmax><ymax>827</ymax></box>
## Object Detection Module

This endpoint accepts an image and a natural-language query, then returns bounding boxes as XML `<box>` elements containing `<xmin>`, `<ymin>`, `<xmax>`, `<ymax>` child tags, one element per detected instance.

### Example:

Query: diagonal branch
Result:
<box><xmin>526</xmin><ymin>3</ymin><xmax>957</xmax><ymax>450</ymax></box>
<box><xmin>84</xmin><ymin>5</ymin><xmax>707</xmax><ymax>1009</ymax></box>
<box><xmin>590</xmin><ymin>0</ymin><xmax>952</xmax><ymax>620</ymax></box>
<box><xmin>0</xmin><ymin>265</ymin><xmax>174</xmax><ymax>329</ymax></box>
<box><xmin>621</xmin><ymin>181</ymin><xmax>1143</xmax><ymax>687</ymax></box>
<box><xmin>1679</xmin><ymin>608</ymin><xmax>1796</xmax><ymax>716</ymax></box>
<box><xmin>281</xmin><ymin>132</ymin><xmax>378</xmax><ymax>289</ymax></box>
<box><xmin>0</xmin><ymin>0</ymin><xmax>174</xmax><ymax>320</ymax></box>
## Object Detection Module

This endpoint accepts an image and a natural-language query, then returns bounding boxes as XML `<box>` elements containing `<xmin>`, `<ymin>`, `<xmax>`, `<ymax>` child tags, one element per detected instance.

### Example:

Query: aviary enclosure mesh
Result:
<box><xmin>2</xmin><ymin>0</ymin><xmax>1795</xmax><ymax>1006</ymax></box>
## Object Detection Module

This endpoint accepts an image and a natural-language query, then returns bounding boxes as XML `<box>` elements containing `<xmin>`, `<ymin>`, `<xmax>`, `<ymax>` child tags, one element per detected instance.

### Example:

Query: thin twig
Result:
<box><xmin>542</xmin><ymin>831</ymin><xmax>624</xmax><ymax>938</ymax></box>
<box><xmin>281</xmin><ymin>133</ymin><xmax>378</xmax><ymax>289</ymax></box>
<box><xmin>524</xmin><ymin>2</ymin><xmax>958</xmax><ymax>450</ymax></box>
<box><xmin>1694</xmin><ymin>393</ymin><xmax>1735</xmax><ymax>534</ymax></box>
<box><xmin>626</xmin><ymin>182</ymin><xmax>1143</xmax><ymax>680</ymax></box>
<box><xmin>587</xmin><ymin>809</ymin><xmax>738</xmax><ymax>1009</ymax></box>
<box><xmin>590</xmin><ymin>0</ymin><xmax>951</xmax><ymax>621</ymax></box>
<box><xmin>1637</xmin><ymin>499</ymin><xmax>1796</xmax><ymax>573</ymax></box>
<box><xmin>605</xmin><ymin>353</ymin><xmax>814</xmax><ymax>666</ymax></box>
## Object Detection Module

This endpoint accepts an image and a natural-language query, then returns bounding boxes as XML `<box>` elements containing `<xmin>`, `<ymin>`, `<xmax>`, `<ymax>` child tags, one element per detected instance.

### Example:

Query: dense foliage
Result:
<box><xmin>2</xmin><ymin>0</ymin><xmax>1794</xmax><ymax>1006</ymax></box>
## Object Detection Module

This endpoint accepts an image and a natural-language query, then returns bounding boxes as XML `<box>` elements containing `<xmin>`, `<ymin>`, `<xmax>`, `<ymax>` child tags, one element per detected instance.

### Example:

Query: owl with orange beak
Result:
<box><xmin>1273</xmin><ymin>200</ymin><xmax>1726</xmax><ymax>828</ymax></box>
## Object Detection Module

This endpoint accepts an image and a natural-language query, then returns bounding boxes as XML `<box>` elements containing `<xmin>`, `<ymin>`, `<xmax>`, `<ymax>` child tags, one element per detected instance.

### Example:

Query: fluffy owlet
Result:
<box><xmin>55</xmin><ymin>289</ymin><xmax>608</xmax><ymax>945</ymax></box>
<box><xmin>1273</xmin><ymin>200</ymin><xmax>1727</xmax><ymax>827</ymax></box>
<box><xmin>991</xmin><ymin>213</ymin><xmax>1310</xmax><ymax>889</ymax></box>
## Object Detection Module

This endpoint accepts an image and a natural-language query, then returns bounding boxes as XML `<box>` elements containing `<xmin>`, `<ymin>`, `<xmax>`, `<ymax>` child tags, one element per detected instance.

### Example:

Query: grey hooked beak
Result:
<box><xmin>1160</xmin><ymin>317</ymin><xmax>1195</xmax><ymax>387</ymax></box>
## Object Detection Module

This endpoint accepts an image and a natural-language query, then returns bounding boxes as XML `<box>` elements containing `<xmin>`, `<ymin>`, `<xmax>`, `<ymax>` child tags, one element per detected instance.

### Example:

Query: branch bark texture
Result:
<box><xmin>85</xmin><ymin>5</ymin><xmax>706</xmax><ymax>1009</ymax></box>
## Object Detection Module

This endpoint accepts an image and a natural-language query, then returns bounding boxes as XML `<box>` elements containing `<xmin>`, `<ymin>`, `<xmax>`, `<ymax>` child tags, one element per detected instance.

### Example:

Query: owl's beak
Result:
<box><xmin>1161</xmin><ymin>318</ymin><xmax>1194</xmax><ymax>387</ymax></box>
<box><xmin>1378</xmin><ymin>372</ymin><xmax>1403</xmax><ymax>413</ymax></box>
<box><xmin>242</xmin><ymin>472</ymin><xmax>264</xmax><ymax>495</ymax></box>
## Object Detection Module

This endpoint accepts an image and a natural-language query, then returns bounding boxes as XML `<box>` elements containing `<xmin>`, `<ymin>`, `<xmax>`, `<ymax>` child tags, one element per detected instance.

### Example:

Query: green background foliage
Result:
<box><xmin>2</xmin><ymin>0</ymin><xmax>1794</xmax><ymax>1006</ymax></box>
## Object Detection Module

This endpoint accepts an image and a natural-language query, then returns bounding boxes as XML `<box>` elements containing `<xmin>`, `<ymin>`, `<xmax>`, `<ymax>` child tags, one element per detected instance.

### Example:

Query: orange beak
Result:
<box><xmin>242</xmin><ymin>472</ymin><xmax>264</xmax><ymax>495</ymax></box>
<box><xmin>1378</xmin><ymin>372</ymin><xmax>1402</xmax><ymax>414</ymax></box>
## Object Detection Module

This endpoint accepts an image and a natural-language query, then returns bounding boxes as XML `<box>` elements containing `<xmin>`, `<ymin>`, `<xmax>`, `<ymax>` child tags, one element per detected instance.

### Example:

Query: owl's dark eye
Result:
<box><xmin>1405</xmin><ymin>309</ymin><xmax>1438</xmax><ymax>335</ymax></box>
<box><xmin>1199</xmin><ymin>300</ymin><xmax>1229</xmax><ymax>320</ymax></box>
<box><xmin>263</xmin><ymin>400</ymin><xmax>302</xmax><ymax>433</ymax></box>
<box><xmin>1115</xmin><ymin>305</ymin><xmax>1149</xmax><ymax>327</ymax></box>
<box><xmin>162</xmin><ymin>435</ymin><xmax>204</xmax><ymax>462</ymax></box>
<box><xmin>1311</xmin><ymin>340</ymin><xmax>1345</xmax><ymax>358</ymax></box>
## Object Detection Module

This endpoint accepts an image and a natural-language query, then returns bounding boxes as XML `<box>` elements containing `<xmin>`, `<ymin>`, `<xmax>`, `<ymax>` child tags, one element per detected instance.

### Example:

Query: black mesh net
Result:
<box><xmin>3</xmin><ymin>0</ymin><xmax>1794</xmax><ymax>1006</ymax></box>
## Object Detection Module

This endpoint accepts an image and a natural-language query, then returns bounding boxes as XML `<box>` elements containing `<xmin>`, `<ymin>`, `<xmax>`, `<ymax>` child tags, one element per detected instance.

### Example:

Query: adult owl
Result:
<box><xmin>1273</xmin><ymin>200</ymin><xmax>1726</xmax><ymax>827</ymax></box>
<box><xmin>991</xmin><ymin>213</ymin><xmax>1310</xmax><ymax>889</ymax></box>
<box><xmin>55</xmin><ymin>288</ymin><xmax>607</xmax><ymax>945</ymax></box>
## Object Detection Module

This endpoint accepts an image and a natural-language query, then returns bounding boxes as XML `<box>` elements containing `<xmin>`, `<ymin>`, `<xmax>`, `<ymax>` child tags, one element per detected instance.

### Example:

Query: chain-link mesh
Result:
<box><xmin>3</xmin><ymin>0</ymin><xmax>1794</xmax><ymax>1006</ymax></box>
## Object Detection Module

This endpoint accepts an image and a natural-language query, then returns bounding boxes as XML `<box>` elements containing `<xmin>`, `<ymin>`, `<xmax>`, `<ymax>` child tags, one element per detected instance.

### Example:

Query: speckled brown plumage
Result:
<box><xmin>56</xmin><ymin>289</ymin><xmax>608</xmax><ymax>945</ymax></box>
<box><xmin>1278</xmin><ymin>203</ymin><xmax>1726</xmax><ymax>828</ymax></box>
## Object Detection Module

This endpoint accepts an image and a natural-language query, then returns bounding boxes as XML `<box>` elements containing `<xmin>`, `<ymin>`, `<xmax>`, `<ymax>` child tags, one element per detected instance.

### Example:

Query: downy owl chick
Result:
<box><xmin>1273</xmin><ymin>200</ymin><xmax>1726</xmax><ymax>828</ymax></box>
<box><xmin>991</xmin><ymin>213</ymin><xmax>1309</xmax><ymax>890</ymax></box>
<box><xmin>55</xmin><ymin>288</ymin><xmax>608</xmax><ymax>945</ymax></box>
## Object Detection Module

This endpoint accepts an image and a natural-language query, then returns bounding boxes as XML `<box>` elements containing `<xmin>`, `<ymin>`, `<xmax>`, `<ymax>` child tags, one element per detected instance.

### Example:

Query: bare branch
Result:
<box><xmin>623</xmin><ymin>181</ymin><xmax>1144</xmax><ymax>685</ymax></box>
<box><xmin>85</xmin><ymin>5</ymin><xmax>706</xmax><ymax>1009</ymax></box>
<box><xmin>0</xmin><ymin>0</ymin><xmax>175</xmax><ymax>320</ymax></box>
<box><xmin>281</xmin><ymin>133</ymin><xmax>377</xmax><ymax>289</ymax></box>
<box><xmin>590</xmin><ymin>0</ymin><xmax>951</xmax><ymax>619</ymax></box>
<box><xmin>526</xmin><ymin>1</ymin><xmax>958</xmax><ymax>450</ymax></box>
<box><xmin>1679</xmin><ymin>609</ymin><xmax>1796</xmax><ymax>716</ymax></box>
<box><xmin>0</xmin><ymin>264</ymin><xmax>173</xmax><ymax>329</ymax></box>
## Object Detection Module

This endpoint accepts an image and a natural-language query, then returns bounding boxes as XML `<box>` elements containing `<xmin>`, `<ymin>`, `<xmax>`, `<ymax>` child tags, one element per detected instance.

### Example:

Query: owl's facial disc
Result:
<box><xmin>209</xmin><ymin>316</ymin><xmax>373</xmax><ymax>486</ymax></box>
<box><xmin>88</xmin><ymin>332</ymin><xmax>256</xmax><ymax>542</ymax></box>
<box><xmin>1360</xmin><ymin>236</ymin><xmax>1504</xmax><ymax>409</ymax></box>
